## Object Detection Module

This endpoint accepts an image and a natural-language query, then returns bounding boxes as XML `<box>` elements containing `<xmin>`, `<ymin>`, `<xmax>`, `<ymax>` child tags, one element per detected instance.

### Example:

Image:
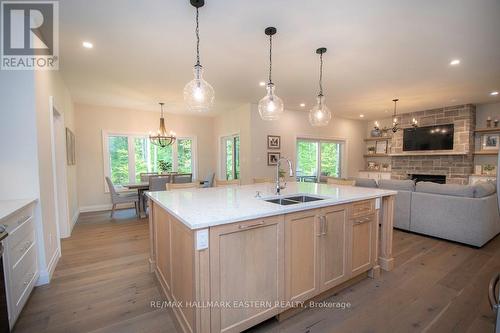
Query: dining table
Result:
<box><xmin>123</xmin><ymin>181</ymin><xmax>149</xmax><ymax>216</ymax></box>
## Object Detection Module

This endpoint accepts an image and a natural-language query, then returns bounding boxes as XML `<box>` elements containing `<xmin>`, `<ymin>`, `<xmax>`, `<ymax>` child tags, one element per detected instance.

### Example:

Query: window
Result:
<box><xmin>103</xmin><ymin>132</ymin><xmax>196</xmax><ymax>188</ymax></box>
<box><xmin>296</xmin><ymin>138</ymin><xmax>342</xmax><ymax>182</ymax></box>
<box><xmin>221</xmin><ymin>135</ymin><xmax>240</xmax><ymax>180</ymax></box>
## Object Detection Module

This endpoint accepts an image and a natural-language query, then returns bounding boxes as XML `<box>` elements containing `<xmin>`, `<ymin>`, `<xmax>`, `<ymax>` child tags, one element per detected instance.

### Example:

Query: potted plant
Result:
<box><xmin>382</xmin><ymin>163</ymin><xmax>390</xmax><ymax>171</ymax></box>
<box><xmin>367</xmin><ymin>146</ymin><xmax>376</xmax><ymax>155</ymax></box>
<box><xmin>483</xmin><ymin>164</ymin><xmax>495</xmax><ymax>176</ymax></box>
<box><xmin>158</xmin><ymin>160</ymin><xmax>172</xmax><ymax>174</ymax></box>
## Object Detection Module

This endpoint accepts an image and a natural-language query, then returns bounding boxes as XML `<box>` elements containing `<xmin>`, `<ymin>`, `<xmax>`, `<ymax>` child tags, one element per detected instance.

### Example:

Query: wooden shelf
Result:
<box><xmin>364</xmin><ymin>137</ymin><xmax>392</xmax><ymax>142</ymax></box>
<box><xmin>364</xmin><ymin>154</ymin><xmax>389</xmax><ymax>157</ymax></box>
<box><xmin>473</xmin><ymin>150</ymin><xmax>498</xmax><ymax>155</ymax></box>
<box><xmin>470</xmin><ymin>174</ymin><xmax>497</xmax><ymax>177</ymax></box>
<box><xmin>359</xmin><ymin>170</ymin><xmax>391</xmax><ymax>173</ymax></box>
<box><xmin>389</xmin><ymin>152</ymin><xmax>467</xmax><ymax>157</ymax></box>
<box><xmin>474</xmin><ymin>128</ymin><xmax>500</xmax><ymax>134</ymax></box>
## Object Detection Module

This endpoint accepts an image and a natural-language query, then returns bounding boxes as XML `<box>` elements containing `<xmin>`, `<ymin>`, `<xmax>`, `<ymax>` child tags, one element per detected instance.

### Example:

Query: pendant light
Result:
<box><xmin>391</xmin><ymin>98</ymin><xmax>400</xmax><ymax>133</ymax></box>
<box><xmin>258</xmin><ymin>27</ymin><xmax>284</xmax><ymax>121</ymax></box>
<box><xmin>183</xmin><ymin>0</ymin><xmax>215</xmax><ymax>112</ymax></box>
<box><xmin>149</xmin><ymin>103</ymin><xmax>176</xmax><ymax>147</ymax></box>
<box><xmin>309</xmin><ymin>48</ymin><xmax>332</xmax><ymax>126</ymax></box>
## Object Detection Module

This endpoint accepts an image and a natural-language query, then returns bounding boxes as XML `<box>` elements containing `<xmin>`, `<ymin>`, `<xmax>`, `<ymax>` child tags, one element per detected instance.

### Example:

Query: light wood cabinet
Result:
<box><xmin>284</xmin><ymin>210</ymin><xmax>320</xmax><ymax>302</ymax></box>
<box><xmin>319</xmin><ymin>205</ymin><xmax>349</xmax><ymax>291</ymax></box>
<box><xmin>210</xmin><ymin>216</ymin><xmax>284</xmax><ymax>333</ymax></box>
<box><xmin>349</xmin><ymin>213</ymin><xmax>377</xmax><ymax>277</ymax></box>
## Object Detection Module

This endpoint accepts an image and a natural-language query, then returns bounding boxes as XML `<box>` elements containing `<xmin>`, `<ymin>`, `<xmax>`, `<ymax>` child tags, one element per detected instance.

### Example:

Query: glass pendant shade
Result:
<box><xmin>183</xmin><ymin>64</ymin><xmax>215</xmax><ymax>112</ymax></box>
<box><xmin>258</xmin><ymin>83</ymin><xmax>284</xmax><ymax>121</ymax></box>
<box><xmin>309</xmin><ymin>95</ymin><xmax>331</xmax><ymax>127</ymax></box>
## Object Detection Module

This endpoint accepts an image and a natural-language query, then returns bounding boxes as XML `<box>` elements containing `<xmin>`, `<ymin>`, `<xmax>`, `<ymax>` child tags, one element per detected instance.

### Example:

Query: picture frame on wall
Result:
<box><xmin>482</xmin><ymin>134</ymin><xmax>500</xmax><ymax>150</ymax></box>
<box><xmin>267</xmin><ymin>135</ymin><xmax>281</xmax><ymax>149</ymax></box>
<box><xmin>66</xmin><ymin>128</ymin><xmax>76</xmax><ymax>165</ymax></box>
<box><xmin>375</xmin><ymin>140</ymin><xmax>388</xmax><ymax>154</ymax></box>
<box><xmin>267</xmin><ymin>152</ymin><xmax>281</xmax><ymax>166</ymax></box>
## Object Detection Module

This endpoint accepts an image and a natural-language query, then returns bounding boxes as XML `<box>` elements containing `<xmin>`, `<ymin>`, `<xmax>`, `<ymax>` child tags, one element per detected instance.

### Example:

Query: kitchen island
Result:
<box><xmin>147</xmin><ymin>182</ymin><xmax>396</xmax><ymax>333</ymax></box>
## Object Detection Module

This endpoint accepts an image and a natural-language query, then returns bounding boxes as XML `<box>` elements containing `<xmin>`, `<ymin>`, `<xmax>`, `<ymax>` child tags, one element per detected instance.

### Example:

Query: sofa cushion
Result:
<box><xmin>354</xmin><ymin>178</ymin><xmax>378</xmax><ymax>188</ymax></box>
<box><xmin>415</xmin><ymin>182</ymin><xmax>475</xmax><ymax>198</ymax></box>
<box><xmin>378</xmin><ymin>179</ymin><xmax>415</xmax><ymax>191</ymax></box>
<box><xmin>473</xmin><ymin>181</ymin><xmax>497</xmax><ymax>198</ymax></box>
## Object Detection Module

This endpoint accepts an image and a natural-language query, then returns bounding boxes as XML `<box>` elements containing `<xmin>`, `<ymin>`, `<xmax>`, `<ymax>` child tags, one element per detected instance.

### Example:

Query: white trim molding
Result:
<box><xmin>36</xmin><ymin>247</ymin><xmax>61</xmax><ymax>286</ymax></box>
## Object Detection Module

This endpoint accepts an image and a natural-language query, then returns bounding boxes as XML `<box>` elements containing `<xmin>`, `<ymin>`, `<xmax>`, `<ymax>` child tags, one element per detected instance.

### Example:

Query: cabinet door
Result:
<box><xmin>319</xmin><ymin>205</ymin><xmax>349</xmax><ymax>292</ymax></box>
<box><xmin>350</xmin><ymin>213</ymin><xmax>377</xmax><ymax>276</ymax></box>
<box><xmin>358</xmin><ymin>171</ymin><xmax>368</xmax><ymax>178</ymax></box>
<box><xmin>380</xmin><ymin>172</ymin><xmax>391</xmax><ymax>180</ymax></box>
<box><xmin>284</xmin><ymin>209</ymin><xmax>321</xmax><ymax>303</ymax></box>
<box><xmin>210</xmin><ymin>216</ymin><xmax>284</xmax><ymax>333</ymax></box>
<box><xmin>154</xmin><ymin>205</ymin><xmax>172</xmax><ymax>293</ymax></box>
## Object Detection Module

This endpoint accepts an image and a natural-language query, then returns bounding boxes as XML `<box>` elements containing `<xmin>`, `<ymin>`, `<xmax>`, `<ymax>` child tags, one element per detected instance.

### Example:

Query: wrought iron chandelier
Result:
<box><xmin>149</xmin><ymin>103</ymin><xmax>176</xmax><ymax>147</ymax></box>
<box><xmin>391</xmin><ymin>98</ymin><xmax>417</xmax><ymax>133</ymax></box>
<box><xmin>309</xmin><ymin>47</ymin><xmax>332</xmax><ymax>126</ymax></box>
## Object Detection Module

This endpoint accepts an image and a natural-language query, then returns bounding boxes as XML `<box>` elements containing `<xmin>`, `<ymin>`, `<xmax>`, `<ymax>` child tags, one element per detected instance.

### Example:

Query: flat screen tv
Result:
<box><xmin>403</xmin><ymin>124</ymin><xmax>454</xmax><ymax>151</ymax></box>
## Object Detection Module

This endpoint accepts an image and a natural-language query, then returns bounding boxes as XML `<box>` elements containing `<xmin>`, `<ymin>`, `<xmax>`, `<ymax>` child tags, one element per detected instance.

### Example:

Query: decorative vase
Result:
<box><xmin>370</xmin><ymin>129</ymin><xmax>381</xmax><ymax>137</ymax></box>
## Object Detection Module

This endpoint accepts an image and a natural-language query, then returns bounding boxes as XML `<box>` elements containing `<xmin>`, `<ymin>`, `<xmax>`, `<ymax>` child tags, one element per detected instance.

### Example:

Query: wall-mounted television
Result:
<box><xmin>403</xmin><ymin>124</ymin><xmax>454</xmax><ymax>151</ymax></box>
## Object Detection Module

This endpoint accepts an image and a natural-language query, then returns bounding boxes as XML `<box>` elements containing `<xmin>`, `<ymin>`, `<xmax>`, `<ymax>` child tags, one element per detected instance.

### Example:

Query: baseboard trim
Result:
<box><xmin>79</xmin><ymin>203</ymin><xmax>136</xmax><ymax>213</ymax></box>
<box><xmin>36</xmin><ymin>246</ymin><xmax>61</xmax><ymax>286</ymax></box>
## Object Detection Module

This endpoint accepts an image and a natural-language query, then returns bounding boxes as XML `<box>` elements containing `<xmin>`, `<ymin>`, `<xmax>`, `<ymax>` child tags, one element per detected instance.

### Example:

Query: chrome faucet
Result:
<box><xmin>276</xmin><ymin>157</ymin><xmax>294</xmax><ymax>195</ymax></box>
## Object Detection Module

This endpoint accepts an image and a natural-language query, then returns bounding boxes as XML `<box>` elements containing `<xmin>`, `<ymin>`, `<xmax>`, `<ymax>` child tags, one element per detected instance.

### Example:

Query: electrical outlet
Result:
<box><xmin>196</xmin><ymin>229</ymin><xmax>209</xmax><ymax>250</ymax></box>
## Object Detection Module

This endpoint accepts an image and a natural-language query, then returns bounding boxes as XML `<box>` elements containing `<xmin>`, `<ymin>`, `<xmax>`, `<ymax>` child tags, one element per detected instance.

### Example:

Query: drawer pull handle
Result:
<box><xmin>239</xmin><ymin>221</ymin><xmax>265</xmax><ymax>229</ymax></box>
<box><xmin>354</xmin><ymin>217</ymin><xmax>371</xmax><ymax>225</ymax></box>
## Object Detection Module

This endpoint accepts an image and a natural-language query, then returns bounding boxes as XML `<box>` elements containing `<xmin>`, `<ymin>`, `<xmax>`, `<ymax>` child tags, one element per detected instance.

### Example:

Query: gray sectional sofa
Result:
<box><xmin>354</xmin><ymin>178</ymin><xmax>500</xmax><ymax>247</ymax></box>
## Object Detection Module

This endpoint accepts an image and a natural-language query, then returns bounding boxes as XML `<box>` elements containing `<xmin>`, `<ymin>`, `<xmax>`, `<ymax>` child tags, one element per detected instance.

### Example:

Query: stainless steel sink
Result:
<box><xmin>264</xmin><ymin>195</ymin><xmax>325</xmax><ymax>206</ymax></box>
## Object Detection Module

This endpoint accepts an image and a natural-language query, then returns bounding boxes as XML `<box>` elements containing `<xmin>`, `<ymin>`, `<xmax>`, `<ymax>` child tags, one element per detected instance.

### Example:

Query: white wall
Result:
<box><xmin>75</xmin><ymin>104</ymin><xmax>216</xmax><ymax>210</ymax></box>
<box><xmin>248</xmin><ymin>104</ymin><xmax>366</xmax><ymax>180</ymax></box>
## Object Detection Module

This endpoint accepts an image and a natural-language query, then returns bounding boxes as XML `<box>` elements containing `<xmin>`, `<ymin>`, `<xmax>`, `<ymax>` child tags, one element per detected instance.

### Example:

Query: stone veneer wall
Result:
<box><xmin>390</xmin><ymin>104</ymin><xmax>476</xmax><ymax>185</ymax></box>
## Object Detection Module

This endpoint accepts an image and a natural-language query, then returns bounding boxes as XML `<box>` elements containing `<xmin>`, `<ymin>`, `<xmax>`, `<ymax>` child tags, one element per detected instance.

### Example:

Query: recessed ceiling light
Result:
<box><xmin>449</xmin><ymin>59</ymin><xmax>460</xmax><ymax>66</ymax></box>
<box><xmin>359</xmin><ymin>114</ymin><xmax>365</xmax><ymax>118</ymax></box>
<box><xmin>491</xmin><ymin>91</ymin><xmax>499</xmax><ymax>96</ymax></box>
<box><xmin>82</xmin><ymin>41</ymin><xmax>93</xmax><ymax>49</ymax></box>
<box><xmin>300</xmin><ymin>103</ymin><xmax>306</xmax><ymax>107</ymax></box>
<box><xmin>259</xmin><ymin>81</ymin><xmax>265</xmax><ymax>87</ymax></box>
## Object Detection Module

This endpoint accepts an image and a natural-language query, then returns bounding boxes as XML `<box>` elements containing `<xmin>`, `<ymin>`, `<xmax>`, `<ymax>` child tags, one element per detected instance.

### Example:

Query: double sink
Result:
<box><xmin>264</xmin><ymin>195</ymin><xmax>325</xmax><ymax>206</ymax></box>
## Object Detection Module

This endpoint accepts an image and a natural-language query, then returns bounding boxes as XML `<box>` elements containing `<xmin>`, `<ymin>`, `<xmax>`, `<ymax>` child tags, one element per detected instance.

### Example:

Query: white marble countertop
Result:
<box><xmin>0</xmin><ymin>198</ymin><xmax>37</xmax><ymax>221</ymax></box>
<box><xmin>147</xmin><ymin>182</ymin><xmax>396</xmax><ymax>230</ymax></box>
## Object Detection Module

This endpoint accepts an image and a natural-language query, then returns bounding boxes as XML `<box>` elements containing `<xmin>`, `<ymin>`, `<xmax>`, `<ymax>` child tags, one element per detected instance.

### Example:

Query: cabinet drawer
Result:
<box><xmin>4</xmin><ymin>205</ymin><xmax>33</xmax><ymax>234</ymax></box>
<box><xmin>7</xmin><ymin>216</ymin><xmax>34</xmax><ymax>252</ymax></box>
<box><xmin>212</xmin><ymin>215</ymin><xmax>284</xmax><ymax>234</ymax></box>
<box><xmin>9</xmin><ymin>228</ymin><xmax>36</xmax><ymax>268</ymax></box>
<box><xmin>11</xmin><ymin>244</ymin><xmax>37</xmax><ymax>306</ymax></box>
<box><xmin>349</xmin><ymin>200</ymin><xmax>375</xmax><ymax>219</ymax></box>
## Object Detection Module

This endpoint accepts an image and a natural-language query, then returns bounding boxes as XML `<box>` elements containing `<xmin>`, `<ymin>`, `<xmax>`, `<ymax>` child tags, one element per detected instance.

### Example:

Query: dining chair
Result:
<box><xmin>166</xmin><ymin>182</ymin><xmax>199</xmax><ymax>190</ymax></box>
<box><xmin>215</xmin><ymin>179</ymin><xmax>240</xmax><ymax>187</ymax></box>
<box><xmin>201</xmin><ymin>172</ymin><xmax>215</xmax><ymax>188</ymax></box>
<box><xmin>327</xmin><ymin>178</ymin><xmax>356</xmax><ymax>186</ymax></box>
<box><xmin>253</xmin><ymin>177</ymin><xmax>271</xmax><ymax>184</ymax></box>
<box><xmin>149</xmin><ymin>175</ymin><xmax>171</xmax><ymax>191</ymax></box>
<box><xmin>140</xmin><ymin>172</ymin><xmax>158</xmax><ymax>182</ymax></box>
<box><xmin>105</xmin><ymin>177</ymin><xmax>139</xmax><ymax>218</ymax></box>
<box><xmin>172</xmin><ymin>173</ymin><xmax>193</xmax><ymax>184</ymax></box>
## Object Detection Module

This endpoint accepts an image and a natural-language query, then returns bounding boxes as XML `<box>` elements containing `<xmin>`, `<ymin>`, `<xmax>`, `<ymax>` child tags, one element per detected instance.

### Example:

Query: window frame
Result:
<box><xmin>295</xmin><ymin>136</ymin><xmax>346</xmax><ymax>181</ymax></box>
<box><xmin>102</xmin><ymin>130</ymin><xmax>197</xmax><ymax>192</ymax></box>
<box><xmin>219</xmin><ymin>133</ymin><xmax>240</xmax><ymax>180</ymax></box>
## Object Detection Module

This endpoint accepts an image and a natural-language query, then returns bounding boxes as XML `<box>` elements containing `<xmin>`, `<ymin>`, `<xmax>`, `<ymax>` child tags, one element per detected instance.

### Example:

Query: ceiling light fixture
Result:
<box><xmin>450</xmin><ymin>59</ymin><xmax>460</xmax><ymax>66</ymax></box>
<box><xmin>82</xmin><ymin>41</ymin><xmax>93</xmax><ymax>49</ymax></box>
<box><xmin>300</xmin><ymin>103</ymin><xmax>306</xmax><ymax>107</ymax></box>
<box><xmin>183</xmin><ymin>0</ymin><xmax>214</xmax><ymax>112</ymax></box>
<box><xmin>259</xmin><ymin>81</ymin><xmax>266</xmax><ymax>87</ymax></box>
<box><xmin>491</xmin><ymin>91</ymin><xmax>499</xmax><ymax>96</ymax></box>
<box><xmin>258</xmin><ymin>27</ymin><xmax>284</xmax><ymax>121</ymax></box>
<box><xmin>149</xmin><ymin>103</ymin><xmax>176</xmax><ymax>147</ymax></box>
<box><xmin>309</xmin><ymin>47</ymin><xmax>331</xmax><ymax>126</ymax></box>
<box><xmin>391</xmin><ymin>98</ymin><xmax>400</xmax><ymax>133</ymax></box>
<box><xmin>359</xmin><ymin>114</ymin><xmax>364</xmax><ymax>118</ymax></box>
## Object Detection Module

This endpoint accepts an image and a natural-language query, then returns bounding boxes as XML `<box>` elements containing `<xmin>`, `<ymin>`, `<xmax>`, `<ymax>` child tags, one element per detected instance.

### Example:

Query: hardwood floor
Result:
<box><xmin>13</xmin><ymin>209</ymin><xmax>500</xmax><ymax>333</ymax></box>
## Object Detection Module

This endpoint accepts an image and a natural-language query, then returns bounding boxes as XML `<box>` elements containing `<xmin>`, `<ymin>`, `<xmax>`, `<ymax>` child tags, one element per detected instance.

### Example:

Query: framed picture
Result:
<box><xmin>267</xmin><ymin>135</ymin><xmax>281</xmax><ymax>150</ymax></box>
<box><xmin>482</xmin><ymin>134</ymin><xmax>499</xmax><ymax>150</ymax></box>
<box><xmin>66</xmin><ymin>128</ymin><xmax>76</xmax><ymax>165</ymax></box>
<box><xmin>267</xmin><ymin>152</ymin><xmax>281</xmax><ymax>166</ymax></box>
<box><xmin>375</xmin><ymin>140</ymin><xmax>388</xmax><ymax>154</ymax></box>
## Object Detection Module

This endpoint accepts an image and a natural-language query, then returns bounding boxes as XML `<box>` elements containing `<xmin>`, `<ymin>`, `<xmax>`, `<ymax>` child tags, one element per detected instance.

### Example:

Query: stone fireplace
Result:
<box><xmin>390</xmin><ymin>104</ymin><xmax>476</xmax><ymax>185</ymax></box>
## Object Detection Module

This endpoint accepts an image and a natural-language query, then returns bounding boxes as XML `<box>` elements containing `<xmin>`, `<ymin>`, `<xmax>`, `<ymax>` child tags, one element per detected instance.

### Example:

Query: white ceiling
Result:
<box><xmin>59</xmin><ymin>0</ymin><xmax>500</xmax><ymax>119</ymax></box>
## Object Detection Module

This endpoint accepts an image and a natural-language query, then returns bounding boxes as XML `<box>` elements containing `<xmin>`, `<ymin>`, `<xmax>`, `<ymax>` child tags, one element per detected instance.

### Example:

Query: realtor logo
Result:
<box><xmin>1</xmin><ymin>1</ymin><xmax>59</xmax><ymax>70</ymax></box>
